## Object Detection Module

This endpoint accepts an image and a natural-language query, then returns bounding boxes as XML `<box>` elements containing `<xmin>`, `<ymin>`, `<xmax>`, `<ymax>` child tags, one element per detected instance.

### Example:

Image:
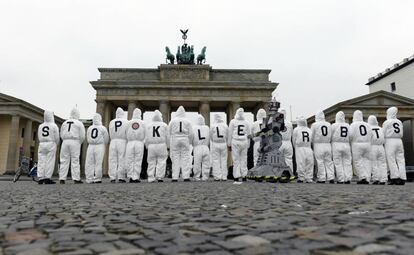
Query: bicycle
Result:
<box><xmin>13</xmin><ymin>157</ymin><xmax>38</xmax><ymax>183</ymax></box>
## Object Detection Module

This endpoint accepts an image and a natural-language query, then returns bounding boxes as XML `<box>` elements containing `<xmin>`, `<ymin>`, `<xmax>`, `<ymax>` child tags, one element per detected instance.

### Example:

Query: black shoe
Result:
<box><xmin>234</xmin><ymin>178</ymin><xmax>240</xmax><ymax>182</ymax></box>
<box><xmin>329</xmin><ymin>180</ymin><xmax>335</xmax><ymax>184</ymax></box>
<box><xmin>172</xmin><ymin>179</ymin><xmax>178</xmax><ymax>182</ymax></box>
<box><xmin>357</xmin><ymin>179</ymin><xmax>369</xmax><ymax>184</ymax></box>
<box><xmin>60</xmin><ymin>180</ymin><xmax>65</xmax><ymax>184</ymax></box>
<box><xmin>74</xmin><ymin>180</ymin><xmax>83</xmax><ymax>184</ymax></box>
<box><xmin>344</xmin><ymin>181</ymin><xmax>351</xmax><ymax>184</ymax></box>
<box><xmin>157</xmin><ymin>180</ymin><xmax>164</xmax><ymax>182</ymax></box>
<box><xmin>317</xmin><ymin>181</ymin><xmax>325</xmax><ymax>184</ymax></box>
<box><xmin>337</xmin><ymin>181</ymin><xmax>344</xmax><ymax>184</ymax></box>
<box><xmin>118</xmin><ymin>179</ymin><xmax>126</xmax><ymax>183</ymax></box>
<box><xmin>129</xmin><ymin>178</ymin><xmax>134</xmax><ymax>183</ymax></box>
<box><xmin>242</xmin><ymin>177</ymin><xmax>247</xmax><ymax>182</ymax></box>
<box><xmin>38</xmin><ymin>179</ymin><xmax>45</xmax><ymax>185</ymax></box>
<box><xmin>183</xmin><ymin>179</ymin><xmax>191</xmax><ymax>182</ymax></box>
<box><xmin>388</xmin><ymin>178</ymin><xmax>398</xmax><ymax>185</ymax></box>
<box><xmin>372</xmin><ymin>181</ymin><xmax>379</xmax><ymax>185</ymax></box>
<box><xmin>297</xmin><ymin>180</ymin><xmax>304</xmax><ymax>183</ymax></box>
<box><xmin>379</xmin><ymin>182</ymin><xmax>386</xmax><ymax>185</ymax></box>
<box><xmin>110</xmin><ymin>179</ymin><xmax>116</xmax><ymax>183</ymax></box>
<box><xmin>44</xmin><ymin>179</ymin><xmax>56</xmax><ymax>184</ymax></box>
<box><xmin>94</xmin><ymin>181</ymin><xmax>102</xmax><ymax>184</ymax></box>
<box><xmin>214</xmin><ymin>179</ymin><xmax>220</xmax><ymax>182</ymax></box>
<box><xmin>396</xmin><ymin>179</ymin><xmax>405</xmax><ymax>185</ymax></box>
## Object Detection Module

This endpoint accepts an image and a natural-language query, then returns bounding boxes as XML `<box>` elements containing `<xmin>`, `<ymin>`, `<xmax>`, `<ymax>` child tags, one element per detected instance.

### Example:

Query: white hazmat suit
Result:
<box><xmin>383</xmin><ymin>107</ymin><xmax>406</xmax><ymax>184</ymax></box>
<box><xmin>210</xmin><ymin>114</ymin><xmax>228</xmax><ymax>181</ymax></box>
<box><xmin>192</xmin><ymin>115</ymin><xmax>210</xmax><ymax>181</ymax></box>
<box><xmin>331</xmin><ymin>111</ymin><xmax>352</xmax><ymax>183</ymax></box>
<box><xmin>125</xmin><ymin>108</ymin><xmax>146</xmax><ymax>182</ymax></box>
<box><xmin>228</xmin><ymin>108</ymin><xmax>250</xmax><ymax>181</ymax></box>
<box><xmin>146</xmin><ymin>110</ymin><xmax>168</xmax><ymax>182</ymax></box>
<box><xmin>350</xmin><ymin>110</ymin><xmax>372</xmax><ymax>184</ymax></box>
<box><xmin>292</xmin><ymin>117</ymin><xmax>314</xmax><ymax>183</ymax></box>
<box><xmin>59</xmin><ymin>107</ymin><xmax>85</xmax><ymax>183</ymax></box>
<box><xmin>279</xmin><ymin>108</ymin><xmax>294</xmax><ymax>176</ymax></box>
<box><xmin>37</xmin><ymin>110</ymin><xmax>60</xmax><ymax>184</ymax></box>
<box><xmin>311</xmin><ymin>111</ymin><xmax>334</xmax><ymax>183</ymax></box>
<box><xmin>109</xmin><ymin>107</ymin><xmax>128</xmax><ymax>182</ymax></box>
<box><xmin>368</xmin><ymin>115</ymin><xmax>387</xmax><ymax>184</ymax></box>
<box><xmin>85</xmin><ymin>113</ymin><xmax>109</xmax><ymax>183</ymax></box>
<box><xmin>251</xmin><ymin>109</ymin><xmax>266</xmax><ymax>167</ymax></box>
<box><xmin>168</xmin><ymin>106</ymin><xmax>193</xmax><ymax>181</ymax></box>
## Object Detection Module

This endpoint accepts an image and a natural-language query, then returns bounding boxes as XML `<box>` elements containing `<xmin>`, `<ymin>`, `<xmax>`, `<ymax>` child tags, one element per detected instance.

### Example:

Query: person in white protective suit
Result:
<box><xmin>368</xmin><ymin>115</ymin><xmax>387</xmax><ymax>185</ymax></box>
<box><xmin>331</xmin><ymin>111</ymin><xmax>352</xmax><ymax>184</ymax></box>
<box><xmin>279</xmin><ymin>108</ymin><xmax>294</xmax><ymax>179</ymax></box>
<box><xmin>210</xmin><ymin>114</ymin><xmax>228</xmax><ymax>181</ymax></box>
<box><xmin>37</xmin><ymin>110</ymin><xmax>60</xmax><ymax>184</ymax></box>
<box><xmin>311</xmin><ymin>111</ymin><xmax>335</xmax><ymax>183</ymax></box>
<box><xmin>109</xmin><ymin>107</ymin><xmax>128</xmax><ymax>183</ymax></box>
<box><xmin>383</xmin><ymin>107</ymin><xmax>406</xmax><ymax>185</ymax></box>
<box><xmin>168</xmin><ymin>106</ymin><xmax>193</xmax><ymax>182</ymax></box>
<box><xmin>349</xmin><ymin>110</ymin><xmax>372</xmax><ymax>184</ymax></box>
<box><xmin>192</xmin><ymin>115</ymin><xmax>210</xmax><ymax>181</ymax></box>
<box><xmin>125</xmin><ymin>108</ymin><xmax>146</xmax><ymax>183</ymax></box>
<box><xmin>146</xmin><ymin>110</ymin><xmax>168</xmax><ymax>183</ymax></box>
<box><xmin>251</xmin><ymin>109</ymin><xmax>266</xmax><ymax>167</ymax></box>
<box><xmin>292</xmin><ymin>116</ymin><xmax>314</xmax><ymax>183</ymax></box>
<box><xmin>85</xmin><ymin>113</ymin><xmax>109</xmax><ymax>184</ymax></box>
<box><xmin>228</xmin><ymin>108</ymin><xmax>251</xmax><ymax>182</ymax></box>
<box><xmin>59</xmin><ymin>107</ymin><xmax>85</xmax><ymax>184</ymax></box>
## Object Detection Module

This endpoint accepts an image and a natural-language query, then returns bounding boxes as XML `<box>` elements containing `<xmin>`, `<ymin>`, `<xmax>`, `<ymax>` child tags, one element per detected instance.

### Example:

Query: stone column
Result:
<box><xmin>128</xmin><ymin>101</ymin><xmax>137</xmax><ymax>120</ymax></box>
<box><xmin>6</xmin><ymin>115</ymin><xmax>20</xmax><ymax>172</ymax></box>
<box><xmin>81</xmin><ymin>139</ymin><xmax>88</xmax><ymax>178</ymax></box>
<box><xmin>226</xmin><ymin>101</ymin><xmax>240</xmax><ymax>124</ymax></box>
<box><xmin>96</xmin><ymin>100</ymin><xmax>106</xmax><ymax>118</ymax></box>
<box><xmin>199</xmin><ymin>101</ymin><xmax>210</xmax><ymax>125</ymax></box>
<box><xmin>23</xmin><ymin>119</ymin><xmax>33</xmax><ymax>157</ymax></box>
<box><xmin>103</xmin><ymin>102</ymin><xmax>112</xmax><ymax>176</ymax></box>
<box><xmin>159</xmin><ymin>100</ymin><xmax>170</xmax><ymax>124</ymax></box>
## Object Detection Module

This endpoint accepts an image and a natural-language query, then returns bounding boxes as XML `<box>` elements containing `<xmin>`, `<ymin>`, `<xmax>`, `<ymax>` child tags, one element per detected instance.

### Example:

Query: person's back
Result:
<box><xmin>292</xmin><ymin>117</ymin><xmax>313</xmax><ymax>183</ymax></box>
<box><xmin>146</xmin><ymin>110</ymin><xmax>168</xmax><ymax>182</ymax></box>
<box><xmin>193</xmin><ymin>115</ymin><xmax>210</xmax><ymax>181</ymax></box>
<box><xmin>310</xmin><ymin>111</ymin><xmax>334</xmax><ymax>183</ymax></box>
<box><xmin>349</xmin><ymin>110</ymin><xmax>372</xmax><ymax>184</ymax></box>
<box><xmin>125</xmin><ymin>108</ymin><xmax>146</xmax><ymax>182</ymax></box>
<box><xmin>210</xmin><ymin>114</ymin><xmax>228</xmax><ymax>181</ymax></box>
<box><xmin>331</xmin><ymin>111</ymin><xmax>352</xmax><ymax>183</ymax></box>
<box><xmin>368</xmin><ymin>115</ymin><xmax>387</xmax><ymax>184</ymax></box>
<box><xmin>382</xmin><ymin>107</ymin><xmax>406</xmax><ymax>185</ymax></box>
<box><xmin>37</xmin><ymin>110</ymin><xmax>60</xmax><ymax>184</ymax></box>
<box><xmin>108</xmin><ymin>107</ymin><xmax>128</xmax><ymax>182</ymax></box>
<box><xmin>59</xmin><ymin>107</ymin><xmax>85</xmax><ymax>184</ymax></box>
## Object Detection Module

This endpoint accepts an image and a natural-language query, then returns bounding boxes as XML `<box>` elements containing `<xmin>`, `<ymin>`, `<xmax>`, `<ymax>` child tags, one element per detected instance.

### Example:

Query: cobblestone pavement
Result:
<box><xmin>0</xmin><ymin>180</ymin><xmax>413</xmax><ymax>255</ymax></box>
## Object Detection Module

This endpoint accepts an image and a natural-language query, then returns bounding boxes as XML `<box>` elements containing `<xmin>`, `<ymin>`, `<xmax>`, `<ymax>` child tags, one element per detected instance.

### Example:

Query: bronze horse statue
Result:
<box><xmin>197</xmin><ymin>46</ymin><xmax>206</xmax><ymax>65</ymax></box>
<box><xmin>165</xmin><ymin>46</ymin><xmax>175</xmax><ymax>64</ymax></box>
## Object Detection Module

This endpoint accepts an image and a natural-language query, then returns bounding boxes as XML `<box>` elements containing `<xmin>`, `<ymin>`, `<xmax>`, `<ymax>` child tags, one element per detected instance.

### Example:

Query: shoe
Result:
<box><xmin>74</xmin><ymin>180</ymin><xmax>83</xmax><ymax>184</ymax></box>
<box><xmin>129</xmin><ymin>178</ymin><xmax>134</xmax><ymax>183</ymax></box>
<box><xmin>242</xmin><ymin>177</ymin><xmax>247</xmax><ymax>182</ymax></box>
<box><xmin>337</xmin><ymin>182</ymin><xmax>344</xmax><ymax>184</ymax></box>
<box><xmin>329</xmin><ymin>180</ymin><xmax>335</xmax><ymax>184</ymax></box>
<box><xmin>60</xmin><ymin>180</ymin><xmax>65</xmax><ymax>184</ymax></box>
<box><xmin>372</xmin><ymin>181</ymin><xmax>379</xmax><ymax>185</ymax></box>
<box><xmin>396</xmin><ymin>179</ymin><xmax>405</xmax><ymax>185</ymax></box>
<box><xmin>345</xmin><ymin>181</ymin><xmax>351</xmax><ymax>184</ymax></box>
<box><xmin>379</xmin><ymin>182</ymin><xmax>386</xmax><ymax>185</ymax></box>
<box><xmin>44</xmin><ymin>179</ymin><xmax>56</xmax><ymax>184</ymax></box>
<box><xmin>183</xmin><ymin>179</ymin><xmax>191</xmax><ymax>182</ymax></box>
<box><xmin>234</xmin><ymin>178</ymin><xmax>240</xmax><ymax>182</ymax></box>
<box><xmin>38</xmin><ymin>179</ymin><xmax>45</xmax><ymax>185</ymax></box>
<box><xmin>388</xmin><ymin>178</ymin><xmax>398</xmax><ymax>185</ymax></box>
<box><xmin>118</xmin><ymin>179</ymin><xmax>126</xmax><ymax>183</ymax></box>
<box><xmin>94</xmin><ymin>181</ymin><xmax>102</xmax><ymax>184</ymax></box>
<box><xmin>172</xmin><ymin>179</ymin><xmax>178</xmax><ymax>182</ymax></box>
<box><xmin>110</xmin><ymin>179</ymin><xmax>116</xmax><ymax>183</ymax></box>
<box><xmin>297</xmin><ymin>180</ymin><xmax>304</xmax><ymax>183</ymax></box>
<box><xmin>317</xmin><ymin>181</ymin><xmax>325</xmax><ymax>184</ymax></box>
<box><xmin>214</xmin><ymin>179</ymin><xmax>220</xmax><ymax>182</ymax></box>
<box><xmin>357</xmin><ymin>179</ymin><xmax>369</xmax><ymax>184</ymax></box>
<box><xmin>157</xmin><ymin>180</ymin><xmax>164</xmax><ymax>183</ymax></box>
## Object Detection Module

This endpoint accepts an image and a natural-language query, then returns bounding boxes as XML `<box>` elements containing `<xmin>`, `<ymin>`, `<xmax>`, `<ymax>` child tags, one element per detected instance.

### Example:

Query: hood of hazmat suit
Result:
<box><xmin>152</xmin><ymin>110</ymin><xmax>163</xmax><ymax>122</ymax></box>
<box><xmin>132</xmin><ymin>108</ymin><xmax>142</xmax><ymax>120</ymax></box>
<box><xmin>197</xmin><ymin>115</ymin><xmax>205</xmax><ymax>125</ymax></box>
<box><xmin>335</xmin><ymin>111</ymin><xmax>345</xmax><ymax>123</ymax></box>
<box><xmin>70</xmin><ymin>107</ymin><xmax>80</xmax><ymax>120</ymax></box>
<box><xmin>297</xmin><ymin>116</ymin><xmax>307</xmax><ymax>127</ymax></box>
<box><xmin>93</xmin><ymin>113</ymin><xmax>102</xmax><ymax>126</ymax></box>
<box><xmin>256</xmin><ymin>108</ymin><xmax>266</xmax><ymax>121</ymax></box>
<box><xmin>386</xmin><ymin>107</ymin><xmax>398</xmax><ymax>120</ymax></box>
<box><xmin>44</xmin><ymin>110</ymin><xmax>55</xmax><ymax>123</ymax></box>
<box><xmin>235</xmin><ymin>108</ymin><xmax>245</xmax><ymax>120</ymax></box>
<box><xmin>176</xmin><ymin>106</ymin><xmax>186</xmax><ymax>118</ymax></box>
<box><xmin>353</xmin><ymin>110</ymin><xmax>363</xmax><ymax>122</ymax></box>
<box><xmin>215</xmin><ymin>114</ymin><xmax>224</xmax><ymax>123</ymax></box>
<box><xmin>368</xmin><ymin>115</ymin><xmax>379</xmax><ymax>127</ymax></box>
<box><xmin>315</xmin><ymin>111</ymin><xmax>325</xmax><ymax>122</ymax></box>
<box><xmin>116</xmin><ymin>107</ymin><xmax>126</xmax><ymax>119</ymax></box>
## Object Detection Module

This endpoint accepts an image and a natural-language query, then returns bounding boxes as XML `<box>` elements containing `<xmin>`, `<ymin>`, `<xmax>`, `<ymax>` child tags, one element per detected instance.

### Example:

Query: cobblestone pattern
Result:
<box><xmin>0</xmin><ymin>181</ymin><xmax>413</xmax><ymax>255</ymax></box>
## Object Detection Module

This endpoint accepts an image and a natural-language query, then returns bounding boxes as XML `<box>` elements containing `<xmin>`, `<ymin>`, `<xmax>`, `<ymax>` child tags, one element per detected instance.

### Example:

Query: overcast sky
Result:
<box><xmin>1</xmin><ymin>0</ymin><xmax>413</xmax><ymax>122</ymax></box>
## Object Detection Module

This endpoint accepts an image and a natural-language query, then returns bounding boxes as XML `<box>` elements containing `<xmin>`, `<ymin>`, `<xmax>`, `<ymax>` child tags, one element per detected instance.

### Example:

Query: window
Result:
<box><xmin>390</xmin><ymin>82</ymin><xmax>396</xmax><ymax>92</ymax></box>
